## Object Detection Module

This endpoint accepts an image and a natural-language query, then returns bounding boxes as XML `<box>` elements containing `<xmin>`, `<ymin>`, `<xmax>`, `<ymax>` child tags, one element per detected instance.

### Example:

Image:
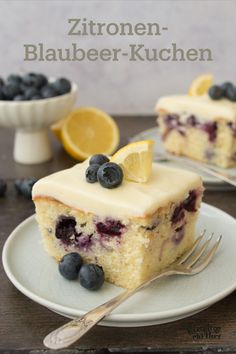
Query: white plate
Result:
<box><xmin>130</xmin><ymin>127</ymin><xmax>236</xmax><ymax>188</ymax></box>
<box><xmin>2</xmin><ymin>204</ymin><xmax>236</xmax><ymax>327</ymax></box>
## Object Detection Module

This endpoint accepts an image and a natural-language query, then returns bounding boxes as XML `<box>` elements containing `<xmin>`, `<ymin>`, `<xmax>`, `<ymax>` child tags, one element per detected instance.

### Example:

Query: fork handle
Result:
<box><xmin>43</xmin><ymin>288</ymin><xmax>134</xmax><ymax>349</ymax></box>
<box><xmin>44</xmin><ymin>269</ymin><xmax>173</xmax><ymax>349</ymax></box>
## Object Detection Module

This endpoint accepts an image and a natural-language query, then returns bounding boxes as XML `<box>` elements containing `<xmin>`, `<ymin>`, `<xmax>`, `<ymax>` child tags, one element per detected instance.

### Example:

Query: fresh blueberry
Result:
<box><xmin>7</xmin><ymin>74</ymin><xmax>22</xmax><ymax>85</ymax></box>
<box><xmin>86</xmin><ymin>164</ymin><xmax>100</xmax><ymax>183</ymax></box>
<box><xmin>97</xmin><ymin>162</ymin><xmax>123</xmax><ymax>189</ymax></box>
<box><xmin>89</xmin><ymin>154</ymin><xmax>110</xmax><ymax>166</ymax></box>
<box><xmin>19</xmin><ymin>83</ymin><xmax>29</xmax><ymax>93</ymax></box>
<box><xmin>0</xmin><ymin>178</ymin><xmax>7</xmax><ymax>197</ymax></box>
<box><xmin>208</xmin><ymin>85</ymin><xmax>224</xmax><ymax>100</ymax></box>
<box><xmin>22</xmin><ymin>73</ymin><xmax>48</xmax><ymax>89</ymax></box>
<box><xmin>59</xmin><ymin>252</ymin><xmax>83</xmax><ymax>280</ymax></box>
<box><xmin>0</xmin><ymin>87</ymin><xmax>5</xmax><ymax>100</ymax></box>
<box><xmin>34</xmin><ymin>74</ymin><xmax>48</xmax><ymax>89</ymax></box>
<box><xmin>226</xmin><ymin>85</ymin><xmax>236</xmax><ymax>102</ymax></box>
<box><xmin>14</xmin><ymin>95</ymin><xmax>26</xmax><ymax>101</ymax></box>
<box><xmin>53</xmin><ymin>78</ymin><xmax>71</xmax><ymax>95</ymax></box>
<box><xmin>14</xmin><ymin>178</ymin><xmax>37</xmax><ymax>198</ymax></box>
<box><xmin>79</xmin><ymin>264</ymin><xmax>104</xmax><ymax>290</ymax></box>
<box><xmin>22</xmin><ymin>73</ymin><xmax>37</xmax><ymax>86</ymax></box>
<box><xmin>31</xmin><ymin>94</ymin><xmax>42</xmax><ymax>100</ymax></box>
<box><xmin>41</xmin><ymin>84</ymin><xmax>58</xmax><ymax>99</ymax></box>
<box><xmin>221</xmin><ymin>82</ymin><xmax>234</xmax><ymax>95</ymax></box>
<box><xmin>14</xmin><ymin>179</ymin><xmax>22</xmax><ymax>193</ymax></box>
<box><xmin>24</xmin><ymin>87</ymin><xmax>40</xmax><ymax>100</ymax></box>
<box><xmin>0</xmin><ymin>77</ymin><xmax>4</xmax><ymax>87</ymax></box>
<box><xmin>2</xmin><ymin>83</ymin><xmax>22</xmax><ymax>100</ymax></box>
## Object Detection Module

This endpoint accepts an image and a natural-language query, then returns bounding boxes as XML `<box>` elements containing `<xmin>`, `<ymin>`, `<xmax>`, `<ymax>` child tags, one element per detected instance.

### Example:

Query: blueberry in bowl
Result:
<box><xmin>0</xmin><ymin>73</ymin><xmax>78</xmax><ymax>164</ymax></box>
<box><xmin>0</xmin><ymin>73</ymin><xmax>73</xmax><ymax>102</ymax></box>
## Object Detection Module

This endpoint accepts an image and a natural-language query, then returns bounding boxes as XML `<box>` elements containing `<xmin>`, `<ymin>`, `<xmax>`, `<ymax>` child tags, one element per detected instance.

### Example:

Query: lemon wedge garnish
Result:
<box><xmin>111</xmin><ymin>140</ymin><xmax>155</xmax><ymax>183</ymax></box>
<box><xmin>188</xmin><ymin>74</ymin><xmax>213</xmax><ymax>96</ymax></box>
<box><xmin>59</xmin><ymin>107</ymin><xmax>120</xmax><ymax>160</ymax></box>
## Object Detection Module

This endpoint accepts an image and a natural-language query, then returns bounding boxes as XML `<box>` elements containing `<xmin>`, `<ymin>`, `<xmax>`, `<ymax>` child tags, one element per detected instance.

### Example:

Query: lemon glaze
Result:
<box><xmin>156</xmin><ymin>95</ymin><xmax>236</xmax><ymax>122</ymax></box>
<box><xmin>32</xmin><ymin>161</ymin><xmax>202</xmax><ymax>218</ymax></box>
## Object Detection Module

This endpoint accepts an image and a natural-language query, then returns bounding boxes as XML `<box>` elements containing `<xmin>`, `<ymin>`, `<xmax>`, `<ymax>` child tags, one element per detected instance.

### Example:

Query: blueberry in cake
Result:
<box><xmin>155</xmin><ymin>80</ymin><xmax>236</xmax><ymax>168</ymax></box>
<box><xmin>32</xmin><ymin>146</ymin><xmax>203</xmax><ymax>289</ymax></box>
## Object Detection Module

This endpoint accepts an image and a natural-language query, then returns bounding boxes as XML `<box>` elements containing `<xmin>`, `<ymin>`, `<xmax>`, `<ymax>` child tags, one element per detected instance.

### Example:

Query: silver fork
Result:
<box><xmin>44</xmin><ymin>231</ymin><xmax>222</xmax><ymax>349</ymax></box>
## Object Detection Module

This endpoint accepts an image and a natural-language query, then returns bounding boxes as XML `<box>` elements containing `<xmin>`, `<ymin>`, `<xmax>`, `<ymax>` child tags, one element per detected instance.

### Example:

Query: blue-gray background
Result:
<box><xmin>0</xmin><ymin>0</ymin><xmax>234</xmax><ymax>113</ymax></box>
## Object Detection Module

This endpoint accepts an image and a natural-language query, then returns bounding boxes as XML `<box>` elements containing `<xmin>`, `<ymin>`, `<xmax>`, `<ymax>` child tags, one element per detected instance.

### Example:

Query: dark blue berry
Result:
<box><xmin>0</xmin><ymin>178</ymin><xmax>7</xmax><ymax>197</ymax></box>
<box><xmin>31</xmin><ymin>94</ymin><xmax>42</xmax><ymax>100</ymax></box>
<box><xmin>208</xmin><ymin>85</ymin><xmax>224</xmax><ymax>100</ymax></box>
<box><xmin>2</xmin><ymin>83</ymin><xmax>22</xmax><ymax>100</ymax></box>
<box><xmin>14</xmin><ymin>178</ymin><xmax>37</xmax><ymax>198</ymax></box>
<box><xmin>14</xmin><ymin>179</ymin><xmax>22</xmax><ymax>193</ymax></box>
<box><xmin>7</xmin><ymin>74</ymin><xmax>22</xmax><ymax>85</ymax></box>
<box><xmin>19</xmin><ymin>83</ymin><xmax>28</xmax><ymax>93</ymax></box>
<box><xmin>186</xmin><ymin>115</ymin><xmax>198</xmax><ymax>126</ymax></box>
<box><xmin>96</xmin><ymin>219</ymin><xmax>125</xmax><ymax>237</ymax></box>
<box><xmin>24</xmin><ymin>87</ymin><xmax>40</xmax><ymax>100</ymax></box>
<box><xmin>21</xmin><ymin>178</ymin><xmax>37</xmax><ymax>198</ymax></box>
<box><xmin>22</xmin><ymin>73</ymin><xmax>37</xmax><ymax>86</ymax></box>
<box><xmin>55</xmin><ymin>215</ymin><xmax>76</xmax><ymax>242</ymax></box>
<box><xmin>79</xmin><ymin>264</ymin><xmax>104</xmax><ymax>290</ymax></box>
<box><xmin>14</xmin><ymin>95</ymin><xmax>26</xmax><ymax>101</ymax></box>
<box><xmin>221</xmin><ymin>82</ymin><xmax>233</xmax><ymax>96</ymax></box>
<box><xmin>183</xmin><ymin>190</ymin><xmax>198</xmax><ymax>212</ymax></box>
<box><xmin>86</xmin><ymin>164</ymin><xmax>100</xmax><ymax>183</ymax></box>
<box><xmin>171</xmin><ymin>204</ymin><xmax>185</xmax><ymax>224</ymax></box>
<box><xmin>97</xmin><ymin>162</ymin><xmax>123</xmax><ymax>189</ymax></box>
<box><xmin>89</xmin><ymin>154</ymin><xmax>110</xmax><ymax>166</ymax></box>
<box><xmin>0</xmin><ymin>87</ymin><xmax>5</xmax><ymax>100</ymax></box>
<box><xmin>34</xmin><ymin>74</ymin><xmax>48</xmax><ymax>89</ymax></box>
<box><xmin>53</xmin><ymin>78</ymin><xmax>71</xmax><ymax>95</ymax></box>
<box><xmin>41</xmin><ymin>84</ymin><xmax>58</xmax><ymax>99</ymax></box>
<box><xmin>59</xmin><ymin>252</ymin><xmax>83</xmax><ymax>280</ymax></box>
<box><xmin>23</xmin><ymin>73</ymin><xmax>47</xmax><ymax>89</ymax></box>
<box><xmin>201</xmin><ymin>121</ymin><xmax>217</xmax><ymax>142</ymax></box>
<box><xmin>226</xmin><ymin>85</ymin><xmax>236</xmax><ymax>102</ymax></box>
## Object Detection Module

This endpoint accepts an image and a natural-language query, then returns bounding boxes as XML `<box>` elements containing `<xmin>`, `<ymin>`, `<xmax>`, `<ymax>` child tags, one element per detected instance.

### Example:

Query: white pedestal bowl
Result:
<box><xmin>0</xmin><ymin>83</ymin><xmax>78</xmax><ymax>164</ymax></box>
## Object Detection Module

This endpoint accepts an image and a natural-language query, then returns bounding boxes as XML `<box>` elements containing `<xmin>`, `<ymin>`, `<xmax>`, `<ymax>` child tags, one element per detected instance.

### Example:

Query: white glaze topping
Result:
<box><xmin>155</xmin><ymin>95</ymin><xmax>236</xmax><ymax>122</ymax></box>
<box><xmin>32</xmin><ymin>161</ymin><xmax>202</xmax><ymax>218</ymax></box>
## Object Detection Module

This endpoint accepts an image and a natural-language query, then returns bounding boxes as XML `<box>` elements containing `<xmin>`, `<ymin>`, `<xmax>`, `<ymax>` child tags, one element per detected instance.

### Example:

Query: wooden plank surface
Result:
<box><xmin>0</xmin><ymin>115</ymin><xmax>236</xmax><ymax>353</ymax></box>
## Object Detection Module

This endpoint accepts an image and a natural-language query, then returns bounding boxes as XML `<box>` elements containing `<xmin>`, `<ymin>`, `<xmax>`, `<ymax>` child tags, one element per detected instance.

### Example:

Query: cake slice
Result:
<box><xmin>32</xmin><ymin>160</ymin><xmax>203</xmax><ymax>289</ymax></box>
<box><xmin>155</xmin><ymin>94</ymin><xmax>236</xmax><ymax>168</ymax></box>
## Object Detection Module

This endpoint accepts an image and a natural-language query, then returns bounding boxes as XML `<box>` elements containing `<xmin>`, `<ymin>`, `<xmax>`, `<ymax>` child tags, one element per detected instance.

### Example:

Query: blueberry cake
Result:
<box><xmin>32</xmin><ymin>160</ymin><xmax>203</xmax><ymax>289</ymax></box>
<box><xmin>155</xmin><ymin>95</ymin><xmax>236</xmax><ymax>168</ymax></box>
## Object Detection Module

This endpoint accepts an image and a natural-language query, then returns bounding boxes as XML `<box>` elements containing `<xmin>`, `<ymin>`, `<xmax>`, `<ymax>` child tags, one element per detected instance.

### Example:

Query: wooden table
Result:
<box><xmin>1</xmin><ymin>116</ymin><xmax>236</xmax><ymax>353</ymax></box>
